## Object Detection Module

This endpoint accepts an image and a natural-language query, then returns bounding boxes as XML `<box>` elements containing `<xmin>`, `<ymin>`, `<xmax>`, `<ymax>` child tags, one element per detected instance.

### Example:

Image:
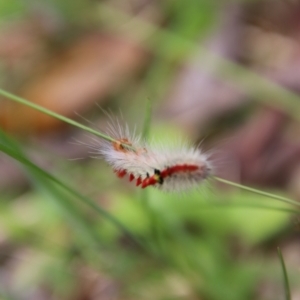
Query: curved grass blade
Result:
<box><xmin>140</xmin><ymin>98</ymin><xmax>166</xmax><ymax>255</ymax></box>
<box><xmin>0</xmin><ymin>88</ymin><xmax>115</xmax><ymax>143</ymax></box>
<box><xmin>202</xmin><ymin>202</ymin><xmax>300</xmax><ymax>214</ymax></box>
<box><xmin>213</xmin><ymin>176</ymin><xmax>300</xmax><ymax>208</ymax></box>
<box><xmin>277</xmin><ymin>247</ymin><xmax>291</xmax><ymax>300</ymax></box>
<box><xmin>0</xmin><ymin>131</ymin><xmax>144</xmax><ymax>249</ymax></box>
<box><xmin>0</xmin><ymin>139</ymin><xmax>102</xmax><ymax>250</ymax></box>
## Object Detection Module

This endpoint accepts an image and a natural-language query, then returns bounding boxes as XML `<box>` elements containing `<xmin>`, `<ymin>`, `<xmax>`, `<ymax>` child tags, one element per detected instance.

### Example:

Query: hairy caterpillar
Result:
<box><xmin>98</xmin><ymin>120</ymin><xmax>212</xmax><ymax>192</ymax></box>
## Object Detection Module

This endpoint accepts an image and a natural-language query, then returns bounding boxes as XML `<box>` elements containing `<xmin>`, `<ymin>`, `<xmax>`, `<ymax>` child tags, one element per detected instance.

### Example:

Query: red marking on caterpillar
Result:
<box><xmin>140</xmin><ymin>162</ymin><xmax>211</xmax><ymax>192</ymax></box>
<box><xmin>136</xmin><ymin>177</ymin><xmax>142</xmax><ymax>186</ymax></box>
<box><xmin>129</xmin><ymin>174</ymin><xmax>135</xmax><ymax>182</ymax></box>
<box><xmin>115</xmin><ymin>169</ymin><xmax>127</xmax><ymax>178</ymax></box>
<box><xmin>160</xmin><ymin>164</ymin><xmax>199</xmax><ymax>178</ymax></box>
<box><xmin>141</xmin><ymin>176</ymin><xmax>157</xmax><ymax>189</ymax></box>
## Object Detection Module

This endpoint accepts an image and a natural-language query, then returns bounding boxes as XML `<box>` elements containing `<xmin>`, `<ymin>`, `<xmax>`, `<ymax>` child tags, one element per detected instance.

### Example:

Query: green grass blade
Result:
<box><xmin>213</xmin><ymin>176</ymin><xmax>300</xmax><ymax>208</ymax></box>
<box><xmin>0</xmin><ymin>131</ymin><xmax>143</xmax><ymax>249</ymax></box>
<box><xmin>0</xmin><ymin>88</ymin><xmax>115</xmax><ymax>143</ymax></box>
<box><xmin>206</xmin><ymin>202</ymin><xmax>300</xmax><ymax>214</ymax></box>
<box><xmin>140</xmin><ymin>98</ymin><xmax>164</xmax><ymax>254</ymax></box>
<box><xmin>0</xmin><ymin>143</ymin><xmax>102</xmax><ymax>250</ymax></box>
<box><xmin>277</xmin><ymin>247</ymin><xmax>291</xmax><ymax>300</ymax></box>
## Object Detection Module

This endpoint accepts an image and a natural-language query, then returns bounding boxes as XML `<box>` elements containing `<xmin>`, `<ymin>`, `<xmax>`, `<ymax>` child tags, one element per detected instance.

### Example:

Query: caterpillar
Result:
<box><xmin>98</xmin><ymin>121</ymin><xmax>212</xmax><ymax>192</ymax></box>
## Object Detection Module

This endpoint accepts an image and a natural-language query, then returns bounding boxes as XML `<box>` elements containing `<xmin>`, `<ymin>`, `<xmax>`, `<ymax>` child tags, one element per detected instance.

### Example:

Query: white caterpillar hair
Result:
<box><xmin>97</xmin><ymin>119</ymin><xmax>212</xmax><ymax>192</ymax></box>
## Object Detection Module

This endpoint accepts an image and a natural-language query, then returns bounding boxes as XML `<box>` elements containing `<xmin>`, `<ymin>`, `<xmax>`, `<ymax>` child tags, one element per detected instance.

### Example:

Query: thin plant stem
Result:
<box><xmin>277</xmin><ymin>247</ymin><xmax>291</xmax><ymax>300</ymax></box>
<box><xmin>140</xmin><ymin>99</ymin><xmax>166</xmax><ymax>257</ymax></box>
<box><xmin>0</xmin><ymin>131</ymin><xmax>143</xmax><ymax>249</ymax></box>
<box><xmin>199</xmin><ymin>202</ymin><xmax>300</xmax><ymax>214</ymax></box>
<box><xmin>0</xmin><ymin>88</ymin><xmax>115</xmax><ymax>143</ymax></box>
<box><xmin>0</xmin><ymin>87</ymin><xmax>299</xmax><ymax>208</ymax></box>
<box><xmin>140</xmin><ymin>98</ymin><xmax>162</xmax><ymax>254</ymax></box>
<box><xmin>213</xmin><ymin>176</ymin><xmax>300</xmax><ymax>208</ymax></box>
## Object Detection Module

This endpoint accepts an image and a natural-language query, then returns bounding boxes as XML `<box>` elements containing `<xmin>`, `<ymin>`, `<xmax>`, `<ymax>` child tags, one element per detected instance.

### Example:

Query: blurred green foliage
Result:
<box><xmin>0</xmin><ymin>0</ymin><xmax>25</xmax><ymax>19</ymax></box>
<box><xmin>0</xmin><ymin>122</ymin><xmax>294</xmax><ymax>299</ymax></box>
<box><xmin>0</xmin><ymin>0</ymin><xmax>297</xmax><ymax>299</ymax></box>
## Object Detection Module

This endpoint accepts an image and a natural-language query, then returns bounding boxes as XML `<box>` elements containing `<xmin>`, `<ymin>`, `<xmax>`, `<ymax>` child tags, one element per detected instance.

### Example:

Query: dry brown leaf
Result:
<box><xmin>1</xmin><ymin>33</ymin><xmax>147</xmax><ymax>134</ymax></box>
